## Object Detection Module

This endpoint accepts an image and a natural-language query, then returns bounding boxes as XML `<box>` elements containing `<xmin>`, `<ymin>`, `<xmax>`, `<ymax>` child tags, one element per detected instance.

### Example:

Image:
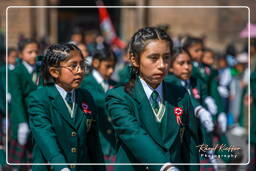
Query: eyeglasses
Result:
<box><xmin>59</xmin><ymin>62</ymin><xmax>86</xmax><ymax>73</ymax></box>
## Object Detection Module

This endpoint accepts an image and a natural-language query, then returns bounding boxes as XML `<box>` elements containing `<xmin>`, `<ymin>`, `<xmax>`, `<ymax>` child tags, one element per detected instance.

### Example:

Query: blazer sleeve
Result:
<box><xmin>28</xmin><ymin>92</ymin><xmax>68</xmax><ymax>171</ymax></box>
<box><xmin>9</xmin><ymin>70</ymin><xmax>27</xmax><ymax>124</ymax></box>
<box><xmin>105</xmin><ymin>89</ymin><xmax>170</xmax><ymax>171</ymax></box>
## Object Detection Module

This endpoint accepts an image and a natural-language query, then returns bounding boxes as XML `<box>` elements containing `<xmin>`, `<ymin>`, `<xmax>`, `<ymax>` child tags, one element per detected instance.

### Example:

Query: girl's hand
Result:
<box><xmin>196</xmin><ymin>106</ymin><xmax>214</xmax><ymax>132</ymax></box>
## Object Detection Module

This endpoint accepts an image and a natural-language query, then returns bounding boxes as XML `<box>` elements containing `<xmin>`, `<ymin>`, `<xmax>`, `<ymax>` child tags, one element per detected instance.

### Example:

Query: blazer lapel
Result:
<box><xmin>130</xmin><ymin>78</ymin><xmax>165</xmax><ymax>148</ymax></box>
<box><xmin>162</xmin><ymin>82</ymin><xmax>180</xmax><ymax>148</ymax></box>
<box><xmin>89</xmin><ymin>74</ymin><xmax>106</xmax><ymax>94</ymax></box>
<box><xmin>48</xmin><ymin>86</ymin><xmax>76</xmax><ymax>129</ymax></box>
<box><xmin>74</xmin><ymin>88</ymin><xmax>86</xmax><ymax>130</ymax></box>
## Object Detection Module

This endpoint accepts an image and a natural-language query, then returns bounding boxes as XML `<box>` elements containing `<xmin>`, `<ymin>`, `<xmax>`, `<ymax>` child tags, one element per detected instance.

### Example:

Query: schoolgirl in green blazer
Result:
<box><xmin>80</xmin><ymin>46</ymin><xmax>117</xmax><ymax>167</ymax></box>
<box><xmin>8</xmin><ymin>39</ymin><xmax>39</xmax><ymax>168</ymax></box>
<box><xmin>106</xmin><ymin>27</ymin><xmax>200</xmax><ymax>171</ymax></box>
<box><xmin>27</xmin><ymin>43</ymin><xmax>105</xmax><ymax>171</ymax></box>
<box><xmin>163</xmin><ymin>47</ymin><xmax>220</xmax><ymax>170</ymax></box>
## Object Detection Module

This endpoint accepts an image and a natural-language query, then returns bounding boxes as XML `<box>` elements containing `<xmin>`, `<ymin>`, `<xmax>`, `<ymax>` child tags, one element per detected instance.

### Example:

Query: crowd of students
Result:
<box><xmin>0</xmin><ymin>26</ymin><xmax>255</xmax><ymax>171</ymax></box>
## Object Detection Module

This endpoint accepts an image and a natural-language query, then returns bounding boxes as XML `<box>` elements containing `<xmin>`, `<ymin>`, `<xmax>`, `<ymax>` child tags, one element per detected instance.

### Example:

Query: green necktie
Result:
<box><xmin>151</xmin><ymin>90</ymin><xmax>160</xmax><ymax>113</ymax></box>
<box><xmin>65</xmin><ymin>92</ymin><xmax>73</xmax><ymax>108</ymax></box>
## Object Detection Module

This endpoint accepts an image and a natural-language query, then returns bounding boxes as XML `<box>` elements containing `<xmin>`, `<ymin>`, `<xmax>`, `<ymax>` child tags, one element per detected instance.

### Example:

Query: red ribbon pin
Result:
<box><xmin>82</xmin><ymin>102</ymin><xmax>92</xmax><ymax>115</ymax></box>
<box><xmin>174</xmin><ymin>107</ymin><xmax>183</xmax><ymax>125</ymax></box>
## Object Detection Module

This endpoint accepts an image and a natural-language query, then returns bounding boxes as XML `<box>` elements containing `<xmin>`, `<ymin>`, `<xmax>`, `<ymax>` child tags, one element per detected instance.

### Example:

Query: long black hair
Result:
<box><xmin>125</xmin><ymin>27</ymin><xmax>173</xmax><ymax>93</ymax></box>
<box><xmin>170</xmin><ymin>47</ymin><xmax>191</xmax><ymax>68</ymax></box>
<box><xmin>42</xmin><ymin>43</ymin><xmax>83</xmax><ymax>85</ymax></box>
<box><xmin>92</xmin><ymin>44</ymin><xmax>117</xmax><ymax>63</ymax></box>
<box><xmin>18</xmin><ymin>38</ymin><xmax>38</xmax><ymax>52</ymax></box>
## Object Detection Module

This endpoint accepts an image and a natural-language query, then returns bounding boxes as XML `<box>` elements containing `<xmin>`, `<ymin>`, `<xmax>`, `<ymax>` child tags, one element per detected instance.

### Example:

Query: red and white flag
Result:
<box><xmin>96</xmin><ymin>0</ymin><xmax>125</xmax><ymax>48</ymax></box>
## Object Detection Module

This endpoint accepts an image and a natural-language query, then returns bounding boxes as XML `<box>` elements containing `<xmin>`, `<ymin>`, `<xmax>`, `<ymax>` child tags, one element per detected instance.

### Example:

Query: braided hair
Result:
<box><xmin>125</xmin><ymin>27</ymin><xmax>173</xmax><ymax>93</ymax></box>
<box><xmin>42</xmin><ymin>43</ymin><xmax>83</xmax><ymax>85</ymax></box>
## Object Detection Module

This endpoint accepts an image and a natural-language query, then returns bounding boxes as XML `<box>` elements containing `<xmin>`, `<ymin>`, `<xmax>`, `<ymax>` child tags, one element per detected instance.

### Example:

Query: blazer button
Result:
<box><xmin>71</xmin><ymin>131</ymin><xmax>77</xmax><ymax>136</ymax></box>
<box><xmin>70</xmin><ymin>165</ymin><xmax>76</xmax><ymax>168</ymax></box>
<box><xmin>71</xmin><ymin>147</ymin><xmax>77</xmax><ymax>153</ymax></box>
<box><xmin>106</xmin><ymin>129</ymin><xmax>112</xmax><ymax>134</ymax></box>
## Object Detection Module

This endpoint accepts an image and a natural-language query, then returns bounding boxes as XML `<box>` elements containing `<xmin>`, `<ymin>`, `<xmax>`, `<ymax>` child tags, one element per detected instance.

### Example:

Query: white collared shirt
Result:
<box><xmin>92</xmin><ymin>69</ymin><xmax>109</xmax><ymax>92</ymax></box>
<box><xmin>139</xmin><ymin>77</ymin><xmax>163</xmax><ymax>105</ymax></box>
<box><xmin>55</xmin><ymin>84</ymin><xmax>76</xmax><ymax>118</ymax></box>
<box><xmin>22</xmin><ymin>61</ymin><xmax>35</xmax><ymax>74</ymax></box>
<box><xmin>55</xmin><ymin>84</ymin><xmax>74</xmax><ymax>103</ymax></box>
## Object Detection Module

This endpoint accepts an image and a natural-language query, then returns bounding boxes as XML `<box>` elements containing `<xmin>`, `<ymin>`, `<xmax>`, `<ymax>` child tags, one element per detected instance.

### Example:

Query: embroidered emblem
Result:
<box><xmin>205</xmin><ymin>67</ymin><xmax>211</xmax><ymax>75</ymax></box>
<box><xmin>174</xmin><ymin>107</ymin><xmax>183</xmax><ymax>125</ymax></box>
<box><xmin>192</xmin><ymin>88</ymin><xmax>201</xmax><ymax>99</ymax></box>
<box><xmin>82</xmin><ymin>102</ymin><xmax>92</xmax><ymax>115</ymax></box>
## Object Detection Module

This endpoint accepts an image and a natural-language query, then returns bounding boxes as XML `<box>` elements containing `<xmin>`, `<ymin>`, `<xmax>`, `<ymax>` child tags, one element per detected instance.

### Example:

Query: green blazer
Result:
<box><xmin>118</xmin><ymin>64</ymin><xmax>132</xmax><ymax>84</ymax></box>
<box><xmin>165</xmin><ymin>73</ymin><xmax>213</xmax><ymax>145</ymax></box>
<box><xmin>105</xmin><ymin>78</ymin><xmax>200</xmax><ymax>171</ymax></box>
<box><xmin>0</xmin><ymin>65</ymin><xmax>5</xmax><ymax>115</ymax></box>
<box><xmin>164</xmin><ymin>73</ymin><xmax>208</xmax><ymax>108</ymax></box>
<box><xmin>28</xmin><ymin>86</ymin><xmax>105</xmax><ymax>171</ymax></box>
<box><xmin>80</xmin><ymin>73</ymin><xmax>116</xmax><ymax>156</ymax></box>
<box><xmin>9</xmin><ymin>62</ymin><xmax>38</xmax><ymax>139</ymax></box>
<box><xmin>192</xmin><ymin>63</ymin><xmax>224</xmax><ymax>116</ymax></box>
<box><xmin>251</xmin><ymin>72</ymin><xmax>256</xmax><ymax>144</ymax></box>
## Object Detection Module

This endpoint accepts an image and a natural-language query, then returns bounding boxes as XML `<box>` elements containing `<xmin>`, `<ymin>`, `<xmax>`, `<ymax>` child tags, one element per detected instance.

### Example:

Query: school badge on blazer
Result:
<box><xmin>82</xmin><ymin>102</ymin><xmax>92</xmax><ymax>114</ymax></box>
<box><xmin>192</xmin><ymin>88</ymin><xmax>201</xmax><ymax>99</ymax></box>
<box><xmin>174</xmin><ymin>107</ymin><xmax>183</xmax><ymax>126</ymax></box>
<box><xmin>82</xmin><ymin>102</ymin><xmax>94</xmax><ymax>132</ymax></box>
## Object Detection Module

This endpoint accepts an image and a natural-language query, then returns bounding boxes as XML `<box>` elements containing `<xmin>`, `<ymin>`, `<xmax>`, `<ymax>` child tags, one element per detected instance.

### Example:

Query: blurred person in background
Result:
<box><xmin>0</xmin><ymin>49</ymin><xmax>6</xmax><ymax>169</ymax></box>
<box><xmin>81</xmin><ymin>45</ymin><xmax>117</xmax><ymax>171</ymax></box>
<box><xmin>164</xmin><ymin>47</ymin><xmax>217</xmax><ymax>170</ymax></box>
<box><xmin>8</xmin><ymin>39</ymin><xmax>40</xmax><ymax>170</ymax></box>
<box><xmin>247</xmin><ymin>38</ymin><xmax>256</xmax><ymax>171</ymax></box>
<box><xmin>69</xmin><ymin>27</ymin><xmax>83</xmax><ymax>45</ymax></box>
<box><xmin>116</xmin><ymin>45</ymin><xmax>132</xmax><ymax>84</ymax></box>
<box><xmin>84</xmin><ymin>29</ymin><xmax>98</xmax><ymax>55</ymax></box>
<box><xmin>229</xmin><ymin>53</ymin><xmax>248</xmax><ymax>136</ymax></box>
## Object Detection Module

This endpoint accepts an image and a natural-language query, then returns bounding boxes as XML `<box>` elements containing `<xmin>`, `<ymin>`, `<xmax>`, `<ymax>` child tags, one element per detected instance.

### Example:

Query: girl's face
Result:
<box><xmin>20</xmin><ymin>43</ymin><xmax>38</xmax><ymax>65</ymax></box>
<box><xmin>93</xmin><ymin>59</ymin><xmax>116</xmax><ymax>80</ymax></box>
<box><xmin>8</xmin><ymin>50</ymin><xmax>18</xmax><ymax>65</ymax></box>
<box><xmin>98</xmin><ymin>60</ymin><xmax>116</xmax><ymax>80</ymax></box>
<box><xmin>170</xmin><ymin>52</ymin><xmax>192</xmax><ymax>80</ymax></box>
<box><xmin>187</xmin><ymin>43</ymin><xmax>203</xmax><ymax>62</ymax></box>
<box><xmin>202</xmin><ymin>51</ymin><xmax>214</xmax><ymax>66</ymax></box>
<box><xmin>218</xmin><ymin>58</ymin><xmax>227</xmax><ymax>69</ymax></box>
<box><xmin>131</xmin><ymin>40</ymin><xmax>171</xmax><ymax>89</ymax></box>
<box><xmin>51</xmin><ymin>50</ymin><xmax>85</xmax><ymax>91</ymax></box>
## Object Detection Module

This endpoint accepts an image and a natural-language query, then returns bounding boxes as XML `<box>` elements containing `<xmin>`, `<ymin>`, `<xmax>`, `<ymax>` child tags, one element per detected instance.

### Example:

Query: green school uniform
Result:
<box><xmin>251</xmin><ymin>72</ymin><xmax>256</xmax><ymax>144</ymax></box>
<box><xmin>164</xmin><ymin>73</ymin><xmax>208</xmax><ymax>108</ymax></box>
<box><xmin>164</xmin><ymin>73</ymin><xmax>212</xmax><ymax>146</ymax></box>
<box><xmin>8</xmin><ymin>62</ymin><xmax>38</xmax><ymax>139</ymax></box>
<box><xmin>0</xmin><ymin>65</ymin><xmax>6</xmax><ymax>166</ymax></box>
<box><xmin>193</xmin><ymin>63</ymin><xmax>233</xmax><ymax>162</ymax></box>
<box><xmin>118</xmin><ymin>64</ymin><xmax>131</xmax><ymax>84</ymax></box>
<box><xmin>0</xmin><ymin>64</ymin><xmax>6</xmax><ymax>115</ymax></box>
<box><xmin>27</xmin><ymin>85</ymin><xmax>105</xmax><ymax>171</ymax></box>
<box><xmin>105</xmin><ymin>77</ymin><xmax>200</xmax><ymax>171</ymax></box>
<box><xmin>80</xmin><ymin>73</ymin><xmax>116</xmax><ymax>157</ymax></box>
<box><xmin>192</xmin><ymin>63</ymin><xmax>224</xmax><ymax>116</ymax></box>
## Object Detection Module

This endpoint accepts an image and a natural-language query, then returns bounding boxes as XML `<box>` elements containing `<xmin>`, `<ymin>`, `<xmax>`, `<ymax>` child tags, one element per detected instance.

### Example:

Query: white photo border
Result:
<box><xmin>5</xmin><ymin>5</ymin><xmax>250</xmax><ymax>166</ymax></box>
